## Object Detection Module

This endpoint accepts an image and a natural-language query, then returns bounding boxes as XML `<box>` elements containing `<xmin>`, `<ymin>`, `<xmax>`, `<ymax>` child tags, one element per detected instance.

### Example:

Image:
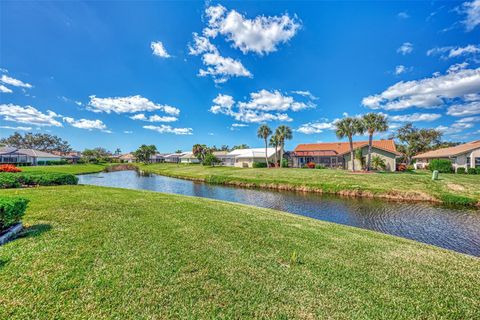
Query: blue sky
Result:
<box><xmin>1</xmin><ymin>1</ymin><xmax>479</xmax><ymax>152</ymax></box>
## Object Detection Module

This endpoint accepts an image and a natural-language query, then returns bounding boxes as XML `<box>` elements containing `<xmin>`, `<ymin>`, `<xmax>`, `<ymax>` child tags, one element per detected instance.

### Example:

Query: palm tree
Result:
<box><xmin>275</xmin><ymin>125</ymin><xmax>293</xmax><ymax>168</ymax></box>
<box><xmin>362</xmin><ymin>113</ymin><xmax>388</xmax><ymax>171</ymax></box>
<box><xmin>335</xmin><ymin>117</ymin><xmax>364</xmax><ymax>171</ymax></box>
<box><xmin>257</xmin><ymin>125</ymin><xmax>272</xmax><ymax>167</ymax></box>
<box><xmin>269</xmin><ymin>134</ymin><xmax>279</xmax><ymax>167</ymax></box>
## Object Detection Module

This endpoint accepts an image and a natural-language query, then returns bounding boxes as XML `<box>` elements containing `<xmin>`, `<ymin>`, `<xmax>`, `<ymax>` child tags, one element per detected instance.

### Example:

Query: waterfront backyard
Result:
<box><xmin>1</xmin><ymin>185</ymin><xmax>479</xmax><ymax>318</ymax></box>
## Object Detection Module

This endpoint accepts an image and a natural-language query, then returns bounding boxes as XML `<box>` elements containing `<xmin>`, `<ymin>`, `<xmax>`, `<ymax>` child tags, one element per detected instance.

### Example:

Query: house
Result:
<box><xmin>150</xmin><ymin>153</ymin><xmax>169</xmax><ymax>163</ymax></box>
<box><xmin>51</xmin><ymin>150</ymin><xmax>82</xmax><ymax>164</ymax></box>
<box><xmin>225</xmin><ymin>148</ymin><xmax>279</xmax><ymax>168</ymax></box>
<box><xmin>119</xmin><ymin>153</ymin><xmax>135</xmax><ymax>163</ymax></box>
<box><xmin>164</xmin><ymin>152</ymin><xmax>188</xmax><ymax>163</ymax></box>
<box><xmin>212</xmin><ymin>151</ymin><xmax>233</xmax><ymax>165</ymax></box>
<box><xmin>413</xmin><ymin>140</ymin><xmax>480</xmax><ymax>171</ymax></box>
<box><xmin>0</xmin><ymin>147</ymin><xmax>63</xmax><ymax>165</ymax></box>
<box><xmin>180</xmin><ymin>152</ymin><xmax>201</xmax><ymax>164</ymax></box>
<box><xmin>292</xmin><ymin>140</ymin><xmax>401</xmax><ymax>172</ymax></box>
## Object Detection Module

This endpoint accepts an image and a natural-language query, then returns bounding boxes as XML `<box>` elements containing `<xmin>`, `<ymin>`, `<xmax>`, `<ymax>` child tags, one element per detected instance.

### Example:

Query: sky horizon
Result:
<box><xmin>1</xmin><ymin>0</ymin><xmax>479</xmax><ymax>153</ymax></box>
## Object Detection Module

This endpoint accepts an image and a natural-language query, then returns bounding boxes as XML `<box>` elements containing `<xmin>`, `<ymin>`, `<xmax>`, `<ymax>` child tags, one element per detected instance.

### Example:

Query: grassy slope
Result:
<box><xmin>1</xmin><ymin>186</ymin><xmax>479</xmax><ymax>319</ymax></box>
<box><xmin>138</xmin><ymin>163</ymin><xmax>480</xmax><ymax>204</ymax></box>
<box><xmin>21</xmin><ymin>163</ymin><xmax>108</xmax><ymax>175</ymax></box>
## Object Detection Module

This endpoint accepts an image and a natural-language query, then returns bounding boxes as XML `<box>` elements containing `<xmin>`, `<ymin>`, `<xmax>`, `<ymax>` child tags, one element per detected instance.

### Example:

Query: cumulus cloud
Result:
<box><xmin>143</xmin><ymin>125</ymin><xmax>193</xmax><ymax>135</ymax></box>
<box><xmin>87</xmin><ymin>95</ymin><xmax>180</xmax><ymax>115</ymax></box>
<box><xmin>447</xmin><ymin>100</ymin><xmax>480</xmax><ymax>116</ymax></box>
<box><xmin>460</xmin><ymin>0</ymin><xmax>480</xmax><ymax>31</ymax></box>
<box><xmin>151</xmin><ymin>41</ymin><xmax>171</xmax><ymax>58</ymax></box>
<box><xmin>130</xmin><ymin>113</ymin><xmax>178</xmax><ymax>122</ymax></box>
<box><xmin>0</xmin><ymin>104</ymin><xmax>62</xmax><ymax>127</ymax></box>
<box><xmin>0</xmin><ymin>75</ymin><xmax>33</xmax><ymax>88</ymax></box>
<box><xmin>210</xmin><ymin>90</ymin><xmax>314</xmax><ymax>123</ymax></box>
<box><xmin>397</xmin><ymin>12</ymin><xmax>410</xmax><ymax>19</ymax></box>
<box><xmin>394</xmin><ymin>65</ymin><xmax>410</xmax><ymax>75</ymax></box>
<box><xmin>388</xmin><ymin>113</ymin><xmax>442</xmax><ymax>122</ymax></box>
<box><xmin>427</xmin><ymin>44</ymin><xmax>480</xmax><ymax>59</ymax></box>
<box><xmin>296</xmin><ymin>121</ymin><xmax>336</xmax><ymax>134</ymax></box>
<box><xmin>0</xmin><ymin>84</ymin><xmax>12</xmax><ymax>93</ymax></box>
<box><xmin>397</xmin><ymin>42</ymin><xmax>413</xmax><ymax>55</ymax></box>
<box><xmin>362</xmin><ymin>66</ymin><xmax>480</xmax><ymax>111</ymax></box>
<box><xmin>204</xmin><ymin>4</ymin><xmax>301</xmax><ymax>55</ymax></box>
<box><xmin>199</xmin><ymin>52</ymin><xmax>252</xmax><ymax>83</ymax></box>
<box><xmin>63</xmin><ymin>117</ymin><xmax>110</xmax><ymax>132</ymax></box>
<box><xmin>0</xmin><ymin>125</ymin><xmax>32</xmax><ymax>131</ymax></box>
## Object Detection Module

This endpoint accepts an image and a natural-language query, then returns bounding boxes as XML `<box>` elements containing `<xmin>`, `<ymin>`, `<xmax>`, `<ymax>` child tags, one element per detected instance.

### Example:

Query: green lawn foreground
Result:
<box><xmin>1</xmin><ymin>185</ymin><xmax>479</xmax><ymax>319</ymax></box>
<box><xmin>138</xmin><ymin>163</ymin><xmax>480</xmax><ymax>205</ymax></box>
<box><xmin>20</xmin><ymin>163</ymin><xmax>108</xmax><ymax>175</ymax></box>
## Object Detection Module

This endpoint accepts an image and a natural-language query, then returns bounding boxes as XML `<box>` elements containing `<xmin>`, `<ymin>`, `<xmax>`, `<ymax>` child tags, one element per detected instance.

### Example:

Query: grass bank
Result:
<box><xmin>1</xmin><ymin>185</ymin><xmax>479</xmax><ymax>318</ymax></box>
<box><xmin>137</xmin><ymin>163</ymin><xmax>480</xmax><ymax>207</ymax></box>
<box><xmin>21</xmin><ymin>163</ymin><xmax>109</xmax><ymax>175</ymax></box>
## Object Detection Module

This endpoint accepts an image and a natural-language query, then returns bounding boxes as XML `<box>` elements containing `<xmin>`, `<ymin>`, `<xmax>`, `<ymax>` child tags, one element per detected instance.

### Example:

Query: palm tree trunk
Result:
<box><xmin>349</xmin><ymin>136</ymin><xmax>355</xmax><ymax>172</ymax></box>
<box><xmin>367</xmin><ymin>133</ymin><xmax>373</xmax><ymax>171</ymax></box>
<box><xmin>264</xmin><ymin>138</ymin><xmax>269</xmax><ymax>167</ymax></box>
<box><xmin>279</xmin><ymin>143</ymin><xmax>284</xmax><ymax>168</ymax></box>
<box><xmin>274</xmin><ymin>145</ymin><xmax>278</xmax><ymax>168</ymax></box>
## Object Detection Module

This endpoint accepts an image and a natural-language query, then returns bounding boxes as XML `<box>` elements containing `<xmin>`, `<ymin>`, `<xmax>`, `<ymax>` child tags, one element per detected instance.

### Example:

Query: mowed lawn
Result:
<box><xmin>138</xmin><ymin>163</ymin><xmax>480</xmax><ymax>203</ymax></box>
<box><xmin>21</xmin><ymin>163</ymin><xmax>108</xmax><ymax>175</ymax></box>
<box><xmin>1</xmin><ymin>185</ymin><xmax>479</xmax><ymax>319</ymax></box>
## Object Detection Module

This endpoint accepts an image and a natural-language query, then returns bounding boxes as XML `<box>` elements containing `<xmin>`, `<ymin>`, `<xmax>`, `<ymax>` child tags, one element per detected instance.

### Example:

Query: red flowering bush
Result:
<box><xmin>0</xmin><ymin>164</ymin><xmax>22</xmax><ymax>173</ymax></box>
<box><xmin>307</xmin><ymin>162</ymin><xmax>316</xmax><ymax>169</ymax></box>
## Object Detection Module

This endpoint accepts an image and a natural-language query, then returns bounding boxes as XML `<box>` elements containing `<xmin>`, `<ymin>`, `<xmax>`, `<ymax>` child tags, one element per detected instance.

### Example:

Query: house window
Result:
<box><xmin>476</xmin><ymin>158</ymin><xmax>480</xmax><ymax>168</ymax></box>
<box><xmin>467</xmin><ymin>157</ymin><xmax>470</xmax><ymax>168</ymax></box>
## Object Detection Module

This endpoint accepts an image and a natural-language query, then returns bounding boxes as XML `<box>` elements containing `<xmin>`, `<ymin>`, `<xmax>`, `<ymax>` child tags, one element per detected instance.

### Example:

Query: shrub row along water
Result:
<box><xmin>0</xmin><ymin>172</ymin><xmax>78</xmax><ymax>188</ymax></box>
<box><xmin>0</xmin><ymin>197</ymin><xmax>29</xmax><ymax>233</ymax></box>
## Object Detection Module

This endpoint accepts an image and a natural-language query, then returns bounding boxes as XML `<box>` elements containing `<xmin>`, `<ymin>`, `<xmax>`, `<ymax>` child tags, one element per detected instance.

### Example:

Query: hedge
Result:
<box><xmin>467</xmin><ymin>168</ymin><xmax>477</xmax><ymax>174</ymax></box>
<box><xmin>0</xmin><ymin>197</ymin><xmax>29</xmax><ymax>232</ymax></box>
<box><xmin>428</xmin><ymin>159</ymin><xmax>453</xmax><ymax>173</ymax></box>
<box><xmin>0</xmin><ymin>172</ymin><xmax>78</xmax><ymax>189</ymax></box>
<box><xmin>252</xmin><ymin>162</ymin><xmax>268</xmax><ymax>168</ymax></box>
<box><xmin>456</xmin><ymin>167</ymin><xmax>466</xmax><ymax>174</ymax></box>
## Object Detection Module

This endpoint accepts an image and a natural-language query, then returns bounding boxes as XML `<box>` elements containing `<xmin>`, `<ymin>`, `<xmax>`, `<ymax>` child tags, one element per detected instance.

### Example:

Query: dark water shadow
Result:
<box><xmin>17</xmin><ymin>224</ymin><xmax>52</xmax><ymax>239</ymax></box>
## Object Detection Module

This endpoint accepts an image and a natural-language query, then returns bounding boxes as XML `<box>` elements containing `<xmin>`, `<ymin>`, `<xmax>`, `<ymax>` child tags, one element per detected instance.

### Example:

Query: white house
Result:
<box><xmin>180</xmin><ymin>152</ymin><xmax>201</xmax><ymax>164</ymax></box>
<box><xmin>225</xmin><ymin>148</ymin><xmax>278</xmax><ymax>168</ymax></box>
<box><xmin>164</xmin><ymin>152</ymin><xmax>188</xmax><ymax>163</ymax></box>
<box><xmin>0</xmin><ymin>147</ymin><xmax>62</xmax><ymax>165</ymax></box>
<box><xmin>413</xmin><ymin>140</ymin><xmax>480</xmax><ymax>171</ymax></box>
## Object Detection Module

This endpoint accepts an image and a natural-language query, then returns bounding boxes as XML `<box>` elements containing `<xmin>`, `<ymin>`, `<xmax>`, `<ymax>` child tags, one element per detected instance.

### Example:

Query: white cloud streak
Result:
<box><xmin>63</xmin><ymin>117</ymin><xmax>110</xmax><ymax>132</ymax></box>
<box><xmin>130</xmin><ymin>113</ymin><xmax>178</xmax><ymax>122</ymax></box>
<box><xmin>151</xmin><ymin>41</ymin><xmax>171</xmax><ymax>58</ymax></box>
<box><xmin>87</xmin><ymin>95</ymin><xmax>180</xmax><ymax>115</ymax></box>
<box><xmin>0</xmin><ymin>104</ymin><xmax>62</xmax><ymax>127</ymax></box>
<box><xmin>397</xmin><ymin>42</ymin><xmax>413</xmax><ymax>55</ymax></box>
<box><xmin>143</xmin><ymin>125</ymin><xmax>193</xmax><ymax>135</ymax></box>
<box><xmin>0</xmin><ymin>75</ymin><xmax>32</xmax><ymax>88</ymax></box>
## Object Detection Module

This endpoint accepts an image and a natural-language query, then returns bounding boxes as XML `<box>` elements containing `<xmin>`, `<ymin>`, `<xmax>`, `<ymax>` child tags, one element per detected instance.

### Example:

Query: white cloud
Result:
<box><xmin>151</xmin><ymin>41</ymin><xmax>171</xmax><ymax>58</ymax></box>
<box><xmin>397</xmin><ymin>12</ymin><xmax>410</xmax><ymax>19</ymax></box>
<box><xmin>189</xmin><ymin>33</ymin><xmax>218</xmax><ymax>55</ymax></box>
<box><xmin>199</xmin><ymin>52</ymin><xmax>252</xmax><ymax>83</ymax></box>
<box><xmin>427</xmin><ymin>44</ymin><xmax>480</xmax><ymax>59</ymax></box>
<box><xmin>296</xmin><ymin>121</ymin><xmax>336</xmax><ymax>134</ymax></box>
<box><xmin>394</xmin><ymin>65</ymin><xmax>410</xmax><ymax>75</ymax></box>
<box><xmin>143</xmin><ymin>125</ymin><xmax>193</xmax><ymax>135</ymax></box>
<box><xmin>0</xmin><ymin>84</ymin><xmax>12</xmax><ymax>93</ymax></box>
<box><xmin>230</xmin><ymin>123</ymin><xmax>248</xmax><ymax>130</ymax></box>
<box><xmin>456</xmin><ymin>115</ymin><xmax>480</xmax><ymax>122</ymax></box>
<box><xmin>87</xmin><ymin>95</ymin><xmax>180</xmax><ymax>115</ymax></box>
<box><xmin>204</xmin><ymin>4</ymin><xmax>301</xmax><ymax>55</ymax></box>
<box><xmin>124</xmin><ymin>130</ymin><xmax>133</xmax><ymax>134</ymax></box>
<box><xmin>210</xmin><ymin>90</ymin><xmax>314</xmax><ymax>123</ymax></box>
<box><xmin>0</xmin><ymin>104</ymin><xmax>62</xmax><ymax>127</ymax></box>
<box><xmin>0</xmin><ymin>75</ymin><xmax>32</xmax><ymax>88</ymax></box>
<box><xmin>397</xmin><ymin>42</ymin><xmax>413</xmax><ymax>55</ymax></box>
<box><xmin>388</xmin><ymin>113</ymin><xmax>442</xmax><ymax>122</ymax></box>
<box><xmin>0</xmin><ymin>125</ymin><xmax>32</xmax><ymax>131</ymax></box>
<box><xmin>447</xmin><ymin>100</ymin><xmax>480</xmax><ymax>116</ymax></box>
<box><xmin>460</xmin><ymin>0</ymin><xmax>480</xmax><ymax>31</ymax></box>
<box><xmin>63</xmin><ymin>117</ymin><xmax>110</xmax><ymax>132</ymax></box>
<box><xmin>130</xmin><ymin>113</ymin><xmax>178</xmax><ymax>122</ymax></box>
<box><xmin>362</xmin><ymin>67</ymin><xmax>480</xmax><ymax>110</ymax></box>
<box><xmin>291</xmin><ymin>90</ymin><xmax>318</xmax><ymax>100</ymax></box>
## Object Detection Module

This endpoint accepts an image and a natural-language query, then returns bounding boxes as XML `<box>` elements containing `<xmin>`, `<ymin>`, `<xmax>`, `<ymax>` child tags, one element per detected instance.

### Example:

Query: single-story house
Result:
<box><xmin>0</xmin><ymin>147</ymin><xmax>63</xmax><ymax>165</ymax></box>
<box><xmin>150</xmin><ymin>153</ymin><xmax>169</xmax><ymax>163</ymax></box>
<box><xmin>212</xmin><ymin>151</ymin><xmax>233</xmax><ymax>165</ymax></box>
<box><xmin>413</xmin><ymin>140</ymin><xmax>480</xmax><ymax>171</ymax></box>
<box><xmin>180</xmin><ymin>152</ymin><xmax>201</xmax><ymax>164</ymax></box>
<box><xmin>119</xmin><ymin>153</ymin><xmax>135</xmax><ymax>163</ymax></box>
<box><xmin>164</xmin><ymin>152</ymin><xmax>188</xmax><ymax>163</ymax></box>
<box><xmin>292</xmin><ymin>140</ymin><xmax>402</xmax><ymax>172</ymax></box>
<box><xmin>225</xmin><ymin>148</ymin><xmax>279</xmax><ymax>168</ymax></box>
<box><xmin>52</xmin><ymin>151</ymin><xmax>82</xmax><ymax>163</ymax></box>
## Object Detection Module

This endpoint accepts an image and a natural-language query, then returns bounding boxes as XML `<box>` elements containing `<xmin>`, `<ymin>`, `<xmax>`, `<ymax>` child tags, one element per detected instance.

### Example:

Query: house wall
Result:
<box><xmin>180</xmin><ymin>158</ymin><xmax>200</xmax><ymax>164</ymax></box>
<box><xmin>344</xmin><ymin>147</ymin><xmax>396</xmax><ymax>172</ymax></box>
<box><xmin>234</xmin><ymin>155</ymin><xmax>276</xmax><ymax>168</ymax></box>
<box><xmin>415</xmin><ymin>147</ymin><xmax>480</xmax><ymax>171</ymax></box>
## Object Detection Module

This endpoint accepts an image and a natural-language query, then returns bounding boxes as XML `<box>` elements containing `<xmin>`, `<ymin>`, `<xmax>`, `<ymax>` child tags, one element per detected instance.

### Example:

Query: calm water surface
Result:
<box><xmin>78</xmin><ymin>170</ymin><xmax>480</xmax><ymax>256</ymax></box>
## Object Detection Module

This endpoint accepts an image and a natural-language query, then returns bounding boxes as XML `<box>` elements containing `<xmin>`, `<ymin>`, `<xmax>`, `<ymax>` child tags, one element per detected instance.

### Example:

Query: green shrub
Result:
<box><xmin>202</xmin><ymin>153</ymin><xmax>221</xmax><ymax>166</ymax></box>
<box><xmin>456</xmin><ymin>167</ymin><xmax>466</xmax><ymax>174</ymax></box>
<box><xmin>315</xmin><ymin>164</ymin><xmax>326</xmax><ymax>169</ymax></box>
<box><xmin>477</xmin><ymin>168</ymin><xmax>480</xmax><ymax>174</ymax></box>
<box><xmin>46</xmin><ymin>160</ymin><xmax>68</xmax><ymax>165</ymax></box>
<box><xmin>281</xmin><ymin>159</ymin><xmax>288</xmax><ymax>168</ymax></box>
<box><xmin>406</xmin><ymin>165</ymin><xmax>415</xmax><ymax>172</ymax></box>
<box><xmin>0</xmin><ymin>197</ymin><xmax>29</xmax><ymax>231</ymax></box>
<box><xmin>0</xmin><ymin>172</ymin><xmax>78</xmax><ymax>189</ymax></box>
<box><xmin>253</xmin><ymin>162</ymin><xmax>268</xmax><ymax>168</ymax></box>
<box><xmin>467</xmin><ymin>168</ymin><xmax>476</xmax><ymax>174</ymax></box>
<box><xmin>428</xmin><ymin>159</ymin><xmax>453</xmax><ymax>173</ymax></box>
<box><xmin>440</xmin><ymin>194</ymin><xmax>477</xmax><ymax>207</ymax></box>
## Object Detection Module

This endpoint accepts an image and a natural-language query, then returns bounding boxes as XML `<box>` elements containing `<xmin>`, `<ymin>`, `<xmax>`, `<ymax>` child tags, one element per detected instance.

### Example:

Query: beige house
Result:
<box><xmin>180</xmin><ymin>152</ymin><xmax>201</xmax><ymax>164</ymax></box>
<box><xmin>225</xmin><ymin>148</ymin><xmax>279</xmax><ymax>168</ymax></box>
<box><xmin>292</xmin><ymin>140</ymin><xmax>402</xmax><ymax>172</ymax></box>
<box><xmin>413</xmin><ymin>140</ymin><xmax>480</xmax><ymax>171</ymax></box>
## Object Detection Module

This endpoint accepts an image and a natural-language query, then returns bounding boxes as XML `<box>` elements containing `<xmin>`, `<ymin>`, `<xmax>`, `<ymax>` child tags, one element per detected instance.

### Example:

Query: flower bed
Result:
<box><xmin>0</xmin><ymin>164</ymin><xmax>22</xmax><ymax>173</ymax></box>
<box><xmin>0</xmin><ymin>172</ymin><xmax>78</xmax><ymax>188</ymax></box>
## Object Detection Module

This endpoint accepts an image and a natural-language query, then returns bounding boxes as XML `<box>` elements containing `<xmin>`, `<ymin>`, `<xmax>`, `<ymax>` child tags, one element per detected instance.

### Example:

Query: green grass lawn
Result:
<box><xmin>21</xmin><ymin>163</ymin><xmax>109</xmax><ymax>175</ymax></box>
<box><xmin>1</xmin><ymin>185</ymin><xmax>479</xmax><ymax>319</ymax></box>
<box><xmin>137</xmin><ymin>163</ymin><xmax>480</xmax><ymax>205</ymax></box>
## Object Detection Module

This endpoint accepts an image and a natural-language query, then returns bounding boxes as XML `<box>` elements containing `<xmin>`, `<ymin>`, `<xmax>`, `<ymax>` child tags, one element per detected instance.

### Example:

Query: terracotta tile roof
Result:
<box><xmin>413</xmin><ymin>140</ymin><xmax>480</xmax><ymax>159</ymax></box>
<box><xmin>294</xmin><ymin>140</ymin><xmax>401</xmax><ymax>156</ymax></box>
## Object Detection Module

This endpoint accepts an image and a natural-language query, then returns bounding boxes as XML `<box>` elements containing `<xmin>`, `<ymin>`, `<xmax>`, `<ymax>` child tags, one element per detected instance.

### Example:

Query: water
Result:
<box><xmin>78</xmin><ymin>170</ymin><xmax>480</xmax><ymax>256</ymax></box>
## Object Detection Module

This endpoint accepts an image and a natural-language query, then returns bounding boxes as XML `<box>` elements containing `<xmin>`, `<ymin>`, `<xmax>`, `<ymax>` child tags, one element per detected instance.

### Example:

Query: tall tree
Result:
<box><xmin>335</xmin><ymin>117</ymin><xmax>364</xmax><ymax>171</ymax></box>
<box><xmin>114</xmin><ymin>148</ymin><xmax>122</xmax><ymax>156</ymax></box>
<box><xmin>133</xmin><ymin>145</ymin><xmax>157</xmax><ymax>164</ymax></box>
<box><xmin>232</xmin><ymin>144</ymin><xmax>249</xmax><ymax>150</ymax></box>
<box><xmin>392</xmin><ymin>123</ymin><xmax>442</xmax><ymax>164</ymax></box>
<box><xmin>0</xmin><ymin>132</ymin><xmax>71</xmax><ymax>153</ymax></box>
<box><xmin>269</xmin><ymin>134</ymin><xmax>280</xmax><ymax>168</ymax></box>
<box><xmin>362</xmin><ymin>113</ymin><xmax>388</xmax><ymax>171</ymax></box>
<box><xmin>192</xmin><ymin>144</ymin><xmax>209</xmax><ymax>161</ymax></box>
<box><xmin>257</xmin><ymin>125</ymin><xmax>272</xmax><ymax>167</ymax></box>
<box><xmin>82</xmin><ymin>147</ymin><xmax>111</xmax><ymax>163</ymax></box>
<box><xmin>275</xmin><ymin>125</ymin><xmax>293</xmax><ymax>168</ymax></box>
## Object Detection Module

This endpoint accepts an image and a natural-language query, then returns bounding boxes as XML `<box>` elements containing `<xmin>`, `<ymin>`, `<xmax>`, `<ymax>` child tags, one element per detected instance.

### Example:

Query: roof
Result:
<box><xmin>212</xmin><ymin>151</ymin><xmax>229</xmax><ymax>156</ymax></box>
<box><xmin>119</xmin><ymin>153</ymin><xmax>135</xmax><ymax>160</ymax></box>
<box><xmin>413</xmin><ymin>140</ymin><xmax>480</xmax><ymax>159</ymax></box>
<box><xmin>180</xmin><ymin>152</ymin><xmax>196</xmax><ymax>159</ymax></box>
<box><xmin>227</xmin><ymin>148</ymin><xmax>277</xmax><ymax>158</ymax></box>
<box><xmin>164</xmin><ymin>152</ymin><xmax>188</xmax><ymax>158</ymax></box>
<box><xmin>0</xmin><ymin>147</ymin><xmax>61</xmax><ymax>158</ymax></box>
<box><xmin>294</xmin><ymin>140</ymin><xmax>401</xmax><ymax>156</ymax></box>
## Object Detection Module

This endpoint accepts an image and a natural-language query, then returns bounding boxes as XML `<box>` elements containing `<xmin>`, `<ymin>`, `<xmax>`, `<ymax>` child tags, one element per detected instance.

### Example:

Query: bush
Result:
<box><xmin>46</xmin><ymin>160</ymin><xmax>68</xmax><ymax>165</ymax></box>
<box><xmin>456</xmin><ymin>167</ymin><xmax>466</xmax><ymax>174</ymax></box>
<box><xmin>252</xmin><ymin>162</ymin><xmax>268</xmax><ymax>168</ymax></box>
<box><xmin>406</xmin><ymin>165</ymin><xmax>415</xmax><ymax>172</ymax></box>
<box><xmin>0</xmin><ymin>172</ymin><xmax>78</xmax><ymax>188</ymax></box>
<box><xmin>0</xmin><ymin>197</ymin><xmax>29</xmax><ymax>232</ymax></box>
<box><xmin>307</xmin><ymin>162</ymin><xmax>316</xmax><ymax>169</ymax></box>
<box><xmin>467</xmin><ymin>168</ymin><xmax>476</xmax><ymax>174</ymax></box>
<box><xmin>0</xmin><ymin>164</ymin><xmax>22</xmax><ymax>173</ymax></box>
<box><xmin>202</xmin><ymin>153</ymin><xmax>221</xmax><ymax>166</ymax></box>
<box><xmin>428</xmin><ymin>159</ymin><xmax>453</xmax><ymax>173</ymax></box>
<box><xmin>477</xmin><ymin>168</ymin><xmax>480</xmax><ymax>174</ymax></box>
<box><xmin>281</xmin><ymin>159</ymin><xmax>288</xmax><ymax>168</ymax></box>
<box><xmin>315</xmin><ymin>164</ymin><xmax>326</xmax><ymax>169</ymax></box>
